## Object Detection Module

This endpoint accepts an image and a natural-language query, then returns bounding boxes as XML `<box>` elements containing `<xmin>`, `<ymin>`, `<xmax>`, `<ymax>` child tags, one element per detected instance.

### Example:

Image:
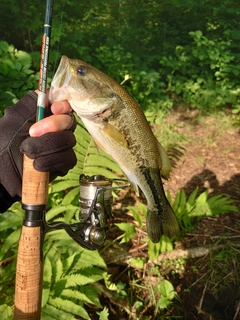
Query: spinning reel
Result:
<box><xmin>44</xmin><ymin>174</ymin><xmax>130</xmax><ymax>250</ymax></box>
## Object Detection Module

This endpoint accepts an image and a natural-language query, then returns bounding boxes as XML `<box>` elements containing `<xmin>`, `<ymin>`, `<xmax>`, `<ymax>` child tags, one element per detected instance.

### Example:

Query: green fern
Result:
<box><xmin>0</xmin><ymin>117</ymin><xmax>123</xmax><ymax>319</ymax></box>
<box><xmin>115</xmin><ymin>188</ymin><xmax>238</xmax><ymax>260</ymax></box>
<box><xmin>169</xmin><ymin>187</ymin><xmax>238</xmax><ymax>231</ymax></box>
<box><xmin>49</xmin><ymin>118</ymin><xmax>122</xmax><ymax>203</ymax></box>
<box><xmin>97</xmin><ymin>307</ymin><xmax>110</xmax><ymax>320</ymax></box>
<box><xmin>41</xmin><ymin>235</ymin><xmax>106</xmax><ymax>319</ymax></box>
<box><xmin>40</xmin><ymin>118</ymin><xmax>121</xmax><ymax>319</ymax></box>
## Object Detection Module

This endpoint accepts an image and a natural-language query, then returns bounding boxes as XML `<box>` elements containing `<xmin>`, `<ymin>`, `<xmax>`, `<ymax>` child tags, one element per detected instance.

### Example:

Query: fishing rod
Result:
<box><xmin>14</xmin><ymin>0</ymin><xmax>53</xmax><ymax>319</ymax></box>
<box><xmin>14</xmin><ymin>1</ymin><xmax>130</xmax><ymax>319</ymax></box>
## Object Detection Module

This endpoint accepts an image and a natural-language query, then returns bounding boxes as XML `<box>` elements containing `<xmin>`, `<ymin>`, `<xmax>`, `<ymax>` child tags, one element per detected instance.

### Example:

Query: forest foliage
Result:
<box><xmin>0</xmin><ymin>0</ymin><xmax>240</xmax><ymax>113</ymax></box>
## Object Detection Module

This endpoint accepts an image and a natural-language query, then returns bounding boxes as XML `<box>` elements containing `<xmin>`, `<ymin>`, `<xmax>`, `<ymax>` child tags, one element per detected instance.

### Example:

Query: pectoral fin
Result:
<box><xmin>92</xmin><ymin>139</ymin><xmax>102</xmax><ymax>154</ymax></box>
<box><xmin>157</xmin><ymin>141</ymin><xmax>171</xmax><ymax>179</ymax></box>
<box><xmin>102</xmin><ymin>123</ymin><xmax>129</xmax><ymax>149</ymax></box>
<box><xmin>122</xmin><ymin>170</ymin><xmax>140</xmax><ymax>197</ymax></box>
<box><xmin>131</xmin><ymin>181</ymin><xmax>140</xmax><ymax>197</ymax></box>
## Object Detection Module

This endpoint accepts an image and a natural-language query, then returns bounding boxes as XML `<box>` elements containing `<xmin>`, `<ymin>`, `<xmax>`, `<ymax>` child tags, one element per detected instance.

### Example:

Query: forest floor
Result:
<box><xmin>89</xmin><ymin>108</ymin><xmax>240</xmax><ymax>320</ymax></box>
<box><xmin>161</xmin><ymin>108</ymin><xmax>240</xmax><ymax>320</ymax></box>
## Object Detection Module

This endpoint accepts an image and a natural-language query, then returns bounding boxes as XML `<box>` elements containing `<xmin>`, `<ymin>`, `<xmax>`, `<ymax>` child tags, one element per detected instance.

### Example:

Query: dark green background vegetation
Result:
<box><xmin>1</xmin><ymin>0</ymin><xmax>240</xmax><ymax>113</ymax></box>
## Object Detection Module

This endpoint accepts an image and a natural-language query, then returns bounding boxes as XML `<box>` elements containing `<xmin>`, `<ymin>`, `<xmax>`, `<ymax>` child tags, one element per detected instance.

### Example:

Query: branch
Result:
<box><xmin>102</xmin><ymin>243</ymin><xmax>240</xmax><ymax>266</ymax></box>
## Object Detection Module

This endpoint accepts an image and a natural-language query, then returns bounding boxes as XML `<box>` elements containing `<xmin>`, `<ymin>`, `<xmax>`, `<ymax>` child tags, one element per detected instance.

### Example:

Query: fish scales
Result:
<box><xmin>50</xmin><ymin>55</ymin><xmax>180</xmax><ymax>243</ymax></box>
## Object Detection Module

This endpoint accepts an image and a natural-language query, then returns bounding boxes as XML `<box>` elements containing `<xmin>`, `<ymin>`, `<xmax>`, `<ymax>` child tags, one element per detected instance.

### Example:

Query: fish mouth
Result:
<box><xmin>49</xmin><ymin>56</ymin><xmax>71</xmax><ymax>102</ymax></box>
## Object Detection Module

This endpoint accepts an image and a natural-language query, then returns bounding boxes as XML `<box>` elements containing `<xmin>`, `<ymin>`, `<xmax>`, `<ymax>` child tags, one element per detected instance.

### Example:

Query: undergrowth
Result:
<box><xmin>0</xmin><ymin>119</ymin><xmax>121</xmax><ymax>320</ymax></box>
<box><xmin>0</xmin><ymin>39</ymin><xmax>239</xmax><ymax>319</ymax></box>
<box><xmin>112</xmin><ymin>188</ymin><xmax>238</xmax><ymax>318</ymax></box>
<box><xmin>0</xmin><ymin>116</ymin><xmax>238</xmax><ymax>319</ymax></box>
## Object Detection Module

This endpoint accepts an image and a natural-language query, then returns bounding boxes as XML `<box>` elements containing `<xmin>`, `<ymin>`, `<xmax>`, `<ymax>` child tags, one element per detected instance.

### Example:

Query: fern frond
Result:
<box><xmin>207</xmin><ymin>194</ymin><xmax>238</xmax><ymax>215</ymax></box>
<box><xmin>48</xmin><ymin>297</ymin><xmax>90</xmax><ymax>320</ymax></box>
<box><xmin>48</xmin><ymin>180</ymin><xmax>79</xmax><ymax>193</ymax></box>
<box><xmin>49</xmin><ymin>119</ymin><xmax>123</xmax><ymax>202</ymax></box>
<box><xmin>61</xmin><ymin>188</ymin><xmax>80</xmax><ymax>206</ymax></box>
<box><xmin>79</xmin><ymin>286</ymin><xmax>102</xmax><ymax>308</ymax></box>
<box><xmin>0</xmin><ymin>229</ymin><xmax>20</xmax><ymax>260</ymax></box>
<box><xmin>42</xmin><ymin>288</ymin><xmax>50</xmax><ymax>309</ymax></box>
<box><xmin>61</xmin><ymin>288</ymin><xmax>93</xmax><ymax>305</ymax></box>
<box><xmin>71</xmin><ymin>248</ymin><xmax>107</xmax><ymax>269</ymax></box>
<box><xmin>171</xmin><ymin>187</ymin><xmax>238</xmax><ymax>230</ymax></box>
<box><xmin>0</xmin><ymin>206</ymin><xmax>23</xmax><ymax>231</ymax></box>
<box><xmin>97</xmin><ymin>307</ymin><xmax>110</xmax><ymax>320</ymax></box>
<box><xmin>42</xmin><ymin>303</ymin><xmax>76</xmax><ymax>320</ymax></box>
<box><xmin>43</xmin><ymin>256</ymin><xmax>52</xmax><ymax>286</ymax></box>
<box><xmin>65</xmin><ymin>273</ymin><xmax>103</xmax><ymax>287</ymax></box>
<box><xmin>46</xmin><ymin>205</ymin><xmax>78</xmax><ymax>221</ymax></box>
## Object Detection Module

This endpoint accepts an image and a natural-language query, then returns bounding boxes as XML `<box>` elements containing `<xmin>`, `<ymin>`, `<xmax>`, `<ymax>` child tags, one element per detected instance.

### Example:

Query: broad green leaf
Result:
<box><xmin>130</xmin><ymin>257</ymin><xmax>145</xmax><ymax>269</ymax></box>
<box><xmin>0</xmin><ymin>207</ymin><xmax>23</xmax><ymax>231</ymax></box>
<box><xmin>157</xmin><ymin>279</ymin><xmax>175</xmax><ymax>300</ymax></box>
<box><xmin>15</xmin><ymin>50</ymin><xmax>31</xmax><ymax>65</ymax></box>
<box><xmin>157</xmin><ymin>296</ymin><xmax>171</xmax><ymax>309</ymax></box>
<box><xmin>115</xmin><ymin>222</ymin><xmax>136</xmax><ymax>243</ymax></box>
<box><xmin>148</xmin><ymin>240</ymin><xmax>161</xmax><ymax>261</ymax></box>
<box><xmin>159</xmin><ymin>235</ymin><xmax>173</xmax><ymax>252</ymax></box>
<box><xmin>127</xmin><ymin>206</ymin><xmax>143</xmax><ymax>227</ymax></box>
<box><xmin>0</xmin><ymin>304</ymin><xmax>13</xmax><ymax>320</ymax></box>
<box><xmin>187</xmin><ymin>187</ymin><xmax>199</xmax><ymax>206</ymax></box>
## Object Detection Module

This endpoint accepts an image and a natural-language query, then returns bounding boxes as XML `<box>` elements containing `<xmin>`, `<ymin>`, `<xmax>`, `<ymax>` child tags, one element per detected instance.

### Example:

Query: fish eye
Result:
<box><xmin>76</xmin><ymin>65</ymin><xmax>87</xmax><ymax>76</ymax></box>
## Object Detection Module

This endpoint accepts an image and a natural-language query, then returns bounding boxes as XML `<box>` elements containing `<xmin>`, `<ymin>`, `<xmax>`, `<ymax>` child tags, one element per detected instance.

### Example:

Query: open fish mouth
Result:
<box><xmin>49</xmin><ymin>56</ymin><xmax>72</xmax><ymax>102</ymax></box>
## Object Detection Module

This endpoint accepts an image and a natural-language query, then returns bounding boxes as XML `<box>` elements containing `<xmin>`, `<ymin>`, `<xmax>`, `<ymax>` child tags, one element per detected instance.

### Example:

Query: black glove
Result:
<box><xmin>0</xmin><ymin>91</ymin><xmax>77</xmax><ymax>212</ymax></box>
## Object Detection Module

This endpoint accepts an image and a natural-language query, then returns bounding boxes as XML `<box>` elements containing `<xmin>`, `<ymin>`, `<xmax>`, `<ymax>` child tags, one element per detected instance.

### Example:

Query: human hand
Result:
<box><xmin>0</xmin><ymin>91</ymin><xmax>77</xmax><ymax>212</ymax></box>
<box><xmin>29</xmin><ymin>98</ymin><xmax>74</xmax><ymax>136</ymax></box>
<box><xmin>20</xmin><ymin>91</ymin><xmax>77</xmax><ymax>177</ymax></box>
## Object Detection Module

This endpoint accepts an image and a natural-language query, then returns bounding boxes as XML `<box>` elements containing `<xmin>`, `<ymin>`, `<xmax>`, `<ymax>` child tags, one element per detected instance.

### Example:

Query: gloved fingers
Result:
<box><xmin>29</xmin><ymin>113</ymin><xmax>76</xmax><ymax>137</ymax></box>
<box><xmin>20</xmin><ymin>131</ymin><xmax>76</xmax><ymax>158</ymax></box>
<box><xmin>33</xmin><ymin>149</ymin><xmax>77</xmax><ymax>173</ymax></box>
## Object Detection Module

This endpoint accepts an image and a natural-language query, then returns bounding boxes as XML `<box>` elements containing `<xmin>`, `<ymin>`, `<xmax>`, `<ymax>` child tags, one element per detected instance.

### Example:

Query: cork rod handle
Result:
<box><xmin>14</xmin><ymin>155</ymin><xmax>49</xmax><ymax>319</ymax></box>
<box><xmin>21</xmin><ymin>155</ymin><xmax>49</xmax><ymax>205</ymax></box>
<box><xmin>14</xmin><ymin>226</ymin><xmax>43</xmax><ymax>319</ymax></box>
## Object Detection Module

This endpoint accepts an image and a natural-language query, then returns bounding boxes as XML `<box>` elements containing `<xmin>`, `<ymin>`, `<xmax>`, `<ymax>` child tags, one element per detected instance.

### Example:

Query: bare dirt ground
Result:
<box><xmin>162</xmin><ymin>109</ymin><xmax>240</xmax><ymax>320</ymax></box>
<box><xmin>89</xmin><ymin>109</ymin><xmax>240</xmax><ymax>320</ymax></box>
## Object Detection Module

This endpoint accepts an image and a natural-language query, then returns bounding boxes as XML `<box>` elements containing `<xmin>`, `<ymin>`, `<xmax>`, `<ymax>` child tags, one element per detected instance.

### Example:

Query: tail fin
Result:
<box><xmin>146</xmin><ymin>199</ymin><xmax>180</xmax><ymax>243</ymax></box>
<box><xmin>146</xmin><ymin>211</ymin><xmax>162</xmax><ymax>243</ymax></box>
<box><xmin>162</xmin><ymin>198</ymin><xmax>180</xmax><ymax>239</ymax></box>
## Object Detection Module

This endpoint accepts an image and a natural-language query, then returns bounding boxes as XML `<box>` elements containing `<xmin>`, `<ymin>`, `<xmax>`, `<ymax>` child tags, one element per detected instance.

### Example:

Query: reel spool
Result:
<box><xmin>45</xmin><ymin>174</ymin><xmax>130</xmax><ymax>250</ymax></box>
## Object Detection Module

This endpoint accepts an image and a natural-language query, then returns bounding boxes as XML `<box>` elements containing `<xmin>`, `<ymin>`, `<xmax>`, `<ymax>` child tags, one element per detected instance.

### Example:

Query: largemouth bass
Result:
<box><xmin>50</xmin><ymin>55</ymin><xmax>180</xmax><ymax>243</ymax></box>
